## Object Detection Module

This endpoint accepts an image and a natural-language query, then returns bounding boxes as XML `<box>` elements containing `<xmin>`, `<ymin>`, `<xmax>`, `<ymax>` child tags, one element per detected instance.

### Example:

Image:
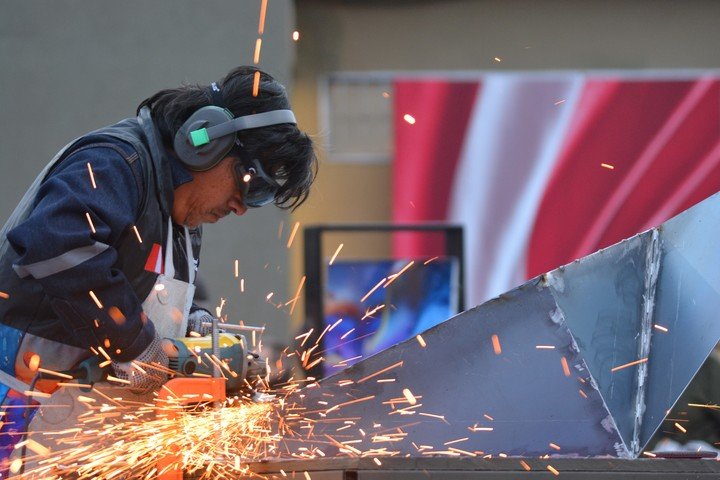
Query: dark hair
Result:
<box><xmin>137</xmin><ymin>66</ymin><xmax>317</xmax><ymax>210</ymax></box>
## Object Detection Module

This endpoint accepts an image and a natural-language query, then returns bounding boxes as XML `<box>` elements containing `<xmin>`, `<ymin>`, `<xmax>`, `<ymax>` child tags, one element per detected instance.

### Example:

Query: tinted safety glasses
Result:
<box><xmin>232</xmin><ymin>150</ymin><xmax>282</xmax><ymax>208</ymax></box>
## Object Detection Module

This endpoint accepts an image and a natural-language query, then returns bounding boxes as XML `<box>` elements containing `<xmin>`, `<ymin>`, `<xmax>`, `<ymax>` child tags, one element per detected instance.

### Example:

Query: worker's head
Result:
<box><xmin>137</xmin><ymin>66</ymin><xmax>317</xmax><ymax>227</ymax></box>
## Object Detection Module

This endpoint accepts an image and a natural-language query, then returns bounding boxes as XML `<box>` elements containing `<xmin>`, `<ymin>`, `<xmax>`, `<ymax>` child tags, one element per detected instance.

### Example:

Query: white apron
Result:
<box><xmin>141</xmin><ymin>218</ymin><xmax>196</xmax><ymax>340</ymax></box>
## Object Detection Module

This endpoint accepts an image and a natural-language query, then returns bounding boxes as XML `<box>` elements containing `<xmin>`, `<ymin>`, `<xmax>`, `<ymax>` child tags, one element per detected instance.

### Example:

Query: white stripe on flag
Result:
<box><xmin>448</xmin><ymin>74</ymin><xmax>585</xmax><ymax>307</ymax></box>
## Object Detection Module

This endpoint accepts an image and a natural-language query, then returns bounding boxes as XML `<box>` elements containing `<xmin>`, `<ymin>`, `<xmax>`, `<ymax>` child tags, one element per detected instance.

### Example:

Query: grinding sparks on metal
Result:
<box><xmin>415</xmin><ymin>334</ymin><xmax>427</xmax><ymax>348</ymax></box>
<box><xmin>287</xmin><ymin>221</ymin><xmax>300</xmax><ymax>248</ymax></box>
<box><xmin>403</xmin><ymin>114</ymin><xmax>416</xmax><ymax>125</ymax></box>
<box><xmin>85</xmin><ymin>212</ymin><xmax>96</xmax><ymax>234</ymax></box>
<box><xmin>674</xmin><ymin>422</ymin><xmax>687</xmax><ymax>433</ymax></box>
<box><xmin>494</xmin><ymin>57</ymin><xmax>502</xmax><ymax>62</ymax></box>
<box><xmin>254</xmin><ymin>38</ymin><xmax>263</xmax><ymax>64</ymax></box>
<box><xmin>653</xmin><ymin>324</ymin><xmax>669</xmax><ymax>333</ymax></box>
<box><xmin>520</xmin><ymin>460</ymin><xmax>532</xmax><ymax>471</ymax></box>
<box><xmin>688</xmin><ymin>403</ymin><xmax>720</xmax><ymax>410</ymax></box>
<box><xmin>547</xmin><ymin>465</ymin><xmax>560</xmax><ymax>476</ymax></box>
<box><xmin>86</xmin><ymin>162</ymin><xmax>97</xmax><ymax>189</ymax></box>
<box><xmin>88</xmin><ymin>290</ymin><xmax>103</xmax><ymax>309</ymax></box>
<box><xmin>17</xmin><ymin>399</ymin><xmax>279</xmax><ymax>479</ymax></box>
<box><xmin>402</xmin><ymin>388</ymin><xmax>417</xmax><ymax>405</ymax></box>
<box><xmin>361</xmin><ymin>277</ymin><xmax>387</xmax><ymax>303</ymax></box>
<box><xmin>491</xmin><ymin>334</ymin><xmax>502</xmax><ymax>355</ymax></box>
<box><xmin>132</xmin><ymin>225</ymin><xmax>143</xmax><ymax>243</ymax></box>
<box><xmin>292</xmin><ymin>31</ymin><xmax>300</xmax><ymax>42</ymax></box>
<box><xmin>601</xmin><ymin>163</ymin><xmax>615</xmax><ymax>170</ymax></box>
<box><xmin>536</xmin><ymin>345</ymin><xmax>555</xmax><ymax>349</ymax></box>
<box><xmin>252</xmin><ymin>70</ymin><xmax>261</xmax><ymax>97</ymax></box>
<box><xmin>0</xmin><ymin>291</ymin><xmax>9</xmax><ymax>299</ymax></box>
<box><xmin>384</xmin><ymin>260</ymin><xmax>414</xmax><ymax>288</ymax></box>
<box><xmin>286</xmin><ymin>275</ymin><xmax>306</xmax><ymax>315</ymax></box>
<box><xmin>610</xmin><ymin>357</ymin><xmax>648</xmax><ymax>373</ymax></box>
<box><xmin>560</xmin><ymin>357</ymin><xmax>572</xmax><ymax>377</ymax></box>
<box><xmin>329</xmin><ymin>243</ymin><xmax>344</xmax><ymax>265</ymax></box>
<box><xmin>258</xmin><ymin>0</ymin><xmax>268</xmax><ymax>34</ymax></box>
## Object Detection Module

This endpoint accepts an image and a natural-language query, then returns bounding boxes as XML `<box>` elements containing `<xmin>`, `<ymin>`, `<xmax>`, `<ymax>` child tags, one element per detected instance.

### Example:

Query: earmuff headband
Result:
<box><xmin>190</xmin><ymin>109</ymin><xmax>297</xmax><ymax>147</ymax></box>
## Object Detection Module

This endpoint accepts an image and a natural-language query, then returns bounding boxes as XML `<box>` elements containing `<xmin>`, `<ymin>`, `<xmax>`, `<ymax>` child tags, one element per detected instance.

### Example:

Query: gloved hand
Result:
<box><xmin>111</xmin><ymin>333</ymin><xmax>168</xmax><ymax>394</ymax></box>
<box><xmin>186</xmin><ymin>308</ymin><xmax>214</xmax><ymax>336</ymax></box>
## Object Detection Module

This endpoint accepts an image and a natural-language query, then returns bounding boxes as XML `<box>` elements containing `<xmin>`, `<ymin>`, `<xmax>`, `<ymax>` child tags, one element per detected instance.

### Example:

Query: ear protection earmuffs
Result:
<box><xmin>172</xmin><ymin>83</ymin><xmax>297</xmax><ymax>171</ymax></box>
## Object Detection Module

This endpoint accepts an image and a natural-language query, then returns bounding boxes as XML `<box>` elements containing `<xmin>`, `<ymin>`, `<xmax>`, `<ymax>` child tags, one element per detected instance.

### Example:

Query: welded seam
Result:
<box><xmin>631</xmin><ymin>228</ymin><xmax>661</xmax><ymax>455</ymax></box>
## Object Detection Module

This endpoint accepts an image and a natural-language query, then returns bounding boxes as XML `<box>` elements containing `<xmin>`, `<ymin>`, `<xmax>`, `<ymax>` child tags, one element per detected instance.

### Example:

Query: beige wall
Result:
<box><xmin>289</xmin><ymin>0</ymin><xmax>720</xmax><ymax>331</ymax></box>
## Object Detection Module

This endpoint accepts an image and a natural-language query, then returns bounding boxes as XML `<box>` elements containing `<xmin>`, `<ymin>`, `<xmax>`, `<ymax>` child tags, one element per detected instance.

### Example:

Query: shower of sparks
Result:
<box><xmin>287</xmin><ymin>221</ymin><xmax>300</xmax><ymax>248</ymax></box>
<box><xmin>87</xmin><ymin>162</ymin><xmax>97</xmax><ymax>189</ymax></box>
<box><xmin>403</xmin><ymin>114</ymin><xmax>416</xmax><ymax>125</ymax></box>
<box><xmin>384</xmin><ymin>261</ymin><xmax>414</xmax><ymax>288</ymax></box>
<box><xmin>536</xmin><ymin>345</ymin><xmax>555</xmax><ymax>349</ymax></box>
<box><xmin>674</xmin><ymin>422</ymin><xmax>687</xmax><ymax>433</ymax></box>
<box><xmin>240</xmin><ymin>278</ymin><xmax>245</xmax><ymax>292</ymax></box>
<box><xmin>17</xmin><ymin>399</ymin><xmax>278</xmax><ymax>479</ymax></box>
<box><xmin>601</xmin><ymin>163</ymin><xmax>615</xmax><ymax>170</ymax></box>
<box><xmin>252</xmin><ymin>70</ymin><xmax>261</xmax><ymax>97</ymax></box>
<box><xmin>415</xmin><ymin>334</ymin><xmax>427</xmax><ymax>348</ymax></box>
<box><xmin>520</xmin><ymin>460</ymin><xmax>532</xmax><ymax>471</ymax></box>
<box><xmin>423</xmin><ymin>256</ymin><xmax>439</xmax><ymax>265</ymax></box>
<box><xmin>643</xmin><ymin>451</ymin><xmax>657</xmax><ymax>457</ymax></box>
<box><xmin>361</xmin><ymin>277</ymin><xmax>387</xmax><ymax>303</ymax></box>
<box><xmin>560</xmin><ymin>357</ymin><xmax>571</xmax><ymax>377</ymax></box>
<box><xmin>491</xmin><ymin>334</ymin><xmax>502</xmax><ymax>355</ymax></box>
<box><xmin>89</xmin><ymin>290</ymin><xmax>103</xmax><ymax>309</ymax></box>
<box><xmin>258</xmin><ymin>0</ymin><xmax>268</xmax><ymax>34</ymax></box>
<box><xmin>549</xmin><ymin>442</ymin><xmax>561</xmax><ymax>450</ymax></box>
<box><xmin>328</xmin><ymin>243</ymin><xmax>344</xmax><ymax>265</ymax></box>
<box><xmin>254</xmin><ymin>38</ymin><xmax>263</xmax><ymax>64</ymax></box>
<box><xmin>611</xmin><ymin>357</ymin><xmax>648</xmax><ymax>373</ymax></box>
<box><xmin>653</xmin><ymin>324</ymin><xmax>668</xmax><ymax>333</ymax></box>
<box><xmin>234</xmin><ymin>259</ymin><xmax>240</xmax><ymax>278</ymax></box>
<box><xmin>131</xmin><ymin>225</ymin><xmax>143</xmax><ymax>243</ymax></box>
<box><xmin>85</xmin><ymin>212</ymin><xmax>96</xmax><ymax>234</ymax></box>
<box><xmin>292</xmin><ymin>31</ymin><xmax>300</xmax><ymax>42</ymax></box>
<box><xmin>547</xmin><ymin>465</ymin><xmax>560</xmax><ymax>476</ymax></box>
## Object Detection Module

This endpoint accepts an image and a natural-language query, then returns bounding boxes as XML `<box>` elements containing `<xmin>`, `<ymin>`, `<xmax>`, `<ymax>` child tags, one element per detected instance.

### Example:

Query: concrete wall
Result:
<box><xmin>289</xmin><ymin>0</ymin><xmax>720</xmax><ymax>330</ymax></box>
<box><xmin>0</xmin><ymin>0</ymin><xmax>299</xmax><ymax>342</ymax></box>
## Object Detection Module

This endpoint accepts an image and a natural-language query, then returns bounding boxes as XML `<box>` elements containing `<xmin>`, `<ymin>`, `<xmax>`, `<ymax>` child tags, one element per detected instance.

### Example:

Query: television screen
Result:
<box><xmin>321</xmin><ymin>257</ymin><xmax>459</xmax><ymax>376</ymax></box>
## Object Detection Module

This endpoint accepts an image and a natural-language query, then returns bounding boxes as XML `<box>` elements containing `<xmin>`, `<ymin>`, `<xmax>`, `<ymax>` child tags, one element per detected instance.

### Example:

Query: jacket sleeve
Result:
<box><xmin>7</xmin><ymin>143</ymin><xmax>156</xmax><ymax>362</ymax></box>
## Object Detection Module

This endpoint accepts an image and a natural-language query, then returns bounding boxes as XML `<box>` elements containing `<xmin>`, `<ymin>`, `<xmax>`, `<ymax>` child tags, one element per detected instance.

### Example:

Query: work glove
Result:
<box><xmin>186</xmin><ymin>308</ymin><xmax>214</xmax><ymax>336</ymax></box>
<box><xmin>111</xmin><ymin>332</ymin><xmax>168</xmax><ymax>394</ymax></box>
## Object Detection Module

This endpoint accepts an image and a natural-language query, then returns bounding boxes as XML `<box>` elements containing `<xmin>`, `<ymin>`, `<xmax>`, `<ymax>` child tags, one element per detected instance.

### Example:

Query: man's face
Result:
<box><xmin>172</xmin><ymin>156</ymin><xmax>248</xmax><ymax>228</ymax></box>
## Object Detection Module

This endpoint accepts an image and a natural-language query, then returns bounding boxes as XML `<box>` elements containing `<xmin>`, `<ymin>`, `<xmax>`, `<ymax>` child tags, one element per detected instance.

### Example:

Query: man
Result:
<box><xmin>0</xmin><ymin>66</ymin><xmax>317</xmax><ymax>464</ymax></box>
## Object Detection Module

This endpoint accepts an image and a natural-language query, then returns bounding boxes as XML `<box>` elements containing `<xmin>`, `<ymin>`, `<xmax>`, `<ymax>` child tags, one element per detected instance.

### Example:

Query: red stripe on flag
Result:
<box><xmin>392</xmin><ymin>80</ymin><xmax>480</xmax><ymax>258</ymax></box>
<box><xmin>528</xmin><ymin>79</ymin><xmax>720</xmax><ymax>277</ymax></box>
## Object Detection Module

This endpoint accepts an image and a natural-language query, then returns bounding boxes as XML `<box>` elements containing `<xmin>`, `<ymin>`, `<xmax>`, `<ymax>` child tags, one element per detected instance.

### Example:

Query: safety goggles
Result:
<box><xmin>232</xmin><ymin>149</ymin><xmax>282</xmax><ymax>208</ymax></box>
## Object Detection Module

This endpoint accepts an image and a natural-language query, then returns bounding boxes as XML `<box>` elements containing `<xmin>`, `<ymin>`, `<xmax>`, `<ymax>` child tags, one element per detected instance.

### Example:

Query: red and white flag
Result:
<box><xmin>392</xmin><ymin>73</ymin><xmax>720</xmax><ymax>308</ymax></box>
<box><xmin>144</xmin><ymin>243</ymin><xmax>163</xmax><ymax>274</ymax></box>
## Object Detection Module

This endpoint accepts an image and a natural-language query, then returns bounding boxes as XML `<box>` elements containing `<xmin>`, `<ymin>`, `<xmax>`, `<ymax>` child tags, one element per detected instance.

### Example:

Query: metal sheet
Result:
<box><xmin>282</xmin><ymin>191</ymin><xmax>720</xmax><ymax>459</ymax></box>
<box><xmin>284</xmin><ymin>282</ymin><xmax>624</xmax><ymax>457</ymax></box>
<box><xmin>640</xmin><ymin>191</ymin><xmax>720</xmax><ymax>448</ymax></box>
<box><xmin>542</xmin><ymin>232</ymin><xmax>653</xmax><ymax>450</ymax></box>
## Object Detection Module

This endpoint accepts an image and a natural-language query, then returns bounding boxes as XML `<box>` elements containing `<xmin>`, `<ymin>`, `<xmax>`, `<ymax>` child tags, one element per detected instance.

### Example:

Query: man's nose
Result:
<box><xmin>229</xmin><ymin>197</ymin><xmax>247</xmax><ymax>216</ymax></box>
